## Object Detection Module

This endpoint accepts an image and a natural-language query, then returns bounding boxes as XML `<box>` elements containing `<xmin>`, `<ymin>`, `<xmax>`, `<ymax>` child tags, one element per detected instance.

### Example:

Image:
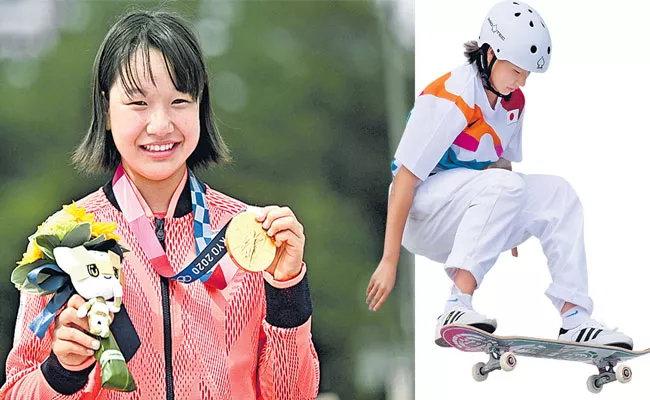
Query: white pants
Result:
<box><xmin>402</xmin><ymin>167</ymin><xmax>594</xmax><ymax>314</ymax></box>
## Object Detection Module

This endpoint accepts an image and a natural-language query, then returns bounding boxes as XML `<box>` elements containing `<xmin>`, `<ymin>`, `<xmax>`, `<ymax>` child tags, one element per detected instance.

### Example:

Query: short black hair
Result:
<box><xmin>464</xmin><ymin>40</ymin><xmax>483</xmax><ymax>65</ymax></box>
<box><xmin>73</xmin><ymin>9</ymin><xmax>230</xmax><ymax>173</ymax></box>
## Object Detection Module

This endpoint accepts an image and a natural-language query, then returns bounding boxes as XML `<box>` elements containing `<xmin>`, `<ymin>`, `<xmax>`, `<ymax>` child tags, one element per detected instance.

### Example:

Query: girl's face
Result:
<box><xmin>488</xmin><ymin>48</ymin><xmax>529</xmax><ymax>95</ymax></box>
<box><xmin>106</xmin><ymin>49</ymin><xmax>200</xmax><ymax>185</ymax></box>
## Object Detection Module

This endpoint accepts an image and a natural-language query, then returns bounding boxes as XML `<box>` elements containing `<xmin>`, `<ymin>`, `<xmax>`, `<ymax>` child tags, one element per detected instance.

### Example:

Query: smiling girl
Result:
<box><xmin>2</xmin><ymin>10</ymin><xmax>319</xmax><ymax>399</ymax></box>
<box><xmin>366</xmin><ymin>1</ymin><xmax>634</xmax><ymax>350</ymax></box>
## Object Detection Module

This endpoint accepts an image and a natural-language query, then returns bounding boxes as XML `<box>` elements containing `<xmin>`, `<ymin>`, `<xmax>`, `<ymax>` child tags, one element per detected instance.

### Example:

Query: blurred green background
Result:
<box><xmin>0</xmin><ymin>0</ymin><xmax>414</xmax><ymax>398</ymax></box>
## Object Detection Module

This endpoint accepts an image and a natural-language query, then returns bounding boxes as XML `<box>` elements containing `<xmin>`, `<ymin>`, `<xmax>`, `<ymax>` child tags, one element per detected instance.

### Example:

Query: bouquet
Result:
<box><xmin>11</xmin><ymin>202</ymin><xmax>136</xmax><ymax>392</ymax></box>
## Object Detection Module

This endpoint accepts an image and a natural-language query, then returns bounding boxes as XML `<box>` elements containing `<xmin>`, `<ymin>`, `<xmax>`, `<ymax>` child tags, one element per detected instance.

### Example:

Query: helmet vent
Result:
<box><xmin>513</xmin><ymin>2</ymin><xmax>519</xmax><ymax>4</ymax></box>
<box><xmin>530</xmin><ymin>45</ymin><xmax>537</xmax><ymax>54</ymax></box>
<box><xmin>528</xmin><ymin>9</ymin><xmax>533</xmax><ymax>13</ymax></box>
<box><xmin>529</xmin><ymin>21</ymin><xmax>534</xmax><ymax>27</ymax></box>
<box><xmin>515</xmin><ymin>12</ymin><xmax>521</xmax><ymax>17</ymax></box>
<box><xmin>541</xmin><ymin>21</ymin><xmax>546</xmax><ymax>28</ymax></box>
<box><xmin>547</xmin><ymin>46</ymin><xmax>551</xmax><ymax>54</ymax></box>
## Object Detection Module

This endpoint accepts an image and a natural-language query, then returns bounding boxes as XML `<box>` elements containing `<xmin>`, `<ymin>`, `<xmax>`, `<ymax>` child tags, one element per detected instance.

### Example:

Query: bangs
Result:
<box><xmin>75</xmin><ymin>10</ymin><xmax>230</xmax><ymax>174</ymax></box>
<box><xmin>105</xmin><ymin>12</ymin><xmax>207</xmax><ymax>101</ymax></box>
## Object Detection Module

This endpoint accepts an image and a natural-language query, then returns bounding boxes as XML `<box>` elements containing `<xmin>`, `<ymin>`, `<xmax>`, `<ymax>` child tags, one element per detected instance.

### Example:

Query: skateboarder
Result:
<box><xmin>365</xmin><ymin>1</ymin><xmax>634</xmax><ymax>350</ymax></box>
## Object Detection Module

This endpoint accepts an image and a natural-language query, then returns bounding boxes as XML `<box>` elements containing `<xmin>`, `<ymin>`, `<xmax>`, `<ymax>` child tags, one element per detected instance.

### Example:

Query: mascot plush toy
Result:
<box><xmin>53</xmin><ymin>246</ymin><xmax>123</xmax><ymax>338</ymax></box>
<box><xmin>11</xmin><ymin>203</ymin><xmax>136</xmax><ymax>392</ymax></box>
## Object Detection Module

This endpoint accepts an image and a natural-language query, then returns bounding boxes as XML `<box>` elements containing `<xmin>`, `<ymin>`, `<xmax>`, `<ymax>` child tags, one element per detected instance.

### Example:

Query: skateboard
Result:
<box><xmin>440</xmin><ymin>324</ymin><xmax>650</xmax><ymax>393</ymax></box>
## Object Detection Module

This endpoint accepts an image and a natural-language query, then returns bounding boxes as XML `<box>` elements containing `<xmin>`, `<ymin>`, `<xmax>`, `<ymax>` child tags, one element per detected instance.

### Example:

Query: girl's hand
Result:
<box><xmin>52</xmin><ymin>295</ymin><xmax>101</xmax><ymax>369</ymax></box>
<box><xmin>257</xmin><ymin>206</ymin><xmax>305</xmax><ymax>281</ymax></box>
<box><xmin>487</xmin><ymin>158</ymin><xmax>512</xmax><ymax>171</ymax></box>
<box><xmin>366</xmin><ymin>259</ymin><xmax>398</xmax><ymax>312</ymax></box>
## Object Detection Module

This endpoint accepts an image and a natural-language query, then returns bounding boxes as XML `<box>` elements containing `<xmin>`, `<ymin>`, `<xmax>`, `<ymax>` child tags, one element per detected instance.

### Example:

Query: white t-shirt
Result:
<box><xmin>392</xmin><ymin>63</ymin><xmax>525</xmax><ymax>181</ymax></box>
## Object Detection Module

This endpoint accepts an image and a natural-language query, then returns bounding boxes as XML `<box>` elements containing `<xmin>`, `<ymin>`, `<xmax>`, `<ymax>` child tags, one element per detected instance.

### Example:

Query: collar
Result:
<box><xmin>103</xmin><ymin>171</ymin><xmax>204</xmax><ymax>218</ymax></box>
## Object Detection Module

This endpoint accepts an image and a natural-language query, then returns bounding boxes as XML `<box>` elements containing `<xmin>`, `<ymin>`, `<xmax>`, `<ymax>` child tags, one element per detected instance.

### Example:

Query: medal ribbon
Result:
<box><xmin>112</xmin><ymin>164</ymin><xmax>238</xmax><ymax>288</ymax></box>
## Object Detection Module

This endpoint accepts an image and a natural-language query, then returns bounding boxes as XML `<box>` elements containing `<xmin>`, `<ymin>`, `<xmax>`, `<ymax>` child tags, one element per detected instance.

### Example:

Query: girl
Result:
<box><xmin>366</xmin><ymin>1</ymin><xmax>633</xmax><ymax>349</ymax></box>
<box><xmin>2</xmin><ymin>10</ymin><xmax>319</xmax><ymax>399</ymax></box>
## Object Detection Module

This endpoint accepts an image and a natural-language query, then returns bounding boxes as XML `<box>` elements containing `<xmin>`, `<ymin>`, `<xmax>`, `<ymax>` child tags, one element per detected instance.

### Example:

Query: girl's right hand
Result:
<box><xmin>366</xmin><ymin>258</ymin><xmax>398</xmax><ymax>312</ymax></box>
<box><xmin>52</xmin><ymin>294</ymin><xmax>101</xmax><ymax>369</ymax></box>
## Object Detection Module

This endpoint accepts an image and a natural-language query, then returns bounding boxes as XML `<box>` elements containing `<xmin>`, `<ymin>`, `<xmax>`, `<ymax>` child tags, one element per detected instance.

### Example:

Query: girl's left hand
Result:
<box><xmin>256</xmin><ymin>206</ymin><xmax>305</xmax><ymax>281</ymax></box>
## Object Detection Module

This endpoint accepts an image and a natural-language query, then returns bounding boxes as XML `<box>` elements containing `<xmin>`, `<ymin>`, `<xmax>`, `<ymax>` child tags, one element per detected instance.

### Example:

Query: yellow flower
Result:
<box><xmin>63</xmin><ymin>202</ymin><xmax>95</xmax><ymax>224</ymax></box>
<box><xmin>91</xmin><ymin>221</ymin><xmax>120</xmax><ymax>242</ymax></box>
<box><xmin>17</xmin><ymin>241</ymin><xmax>44</xmax><ymax>266</ymax></box>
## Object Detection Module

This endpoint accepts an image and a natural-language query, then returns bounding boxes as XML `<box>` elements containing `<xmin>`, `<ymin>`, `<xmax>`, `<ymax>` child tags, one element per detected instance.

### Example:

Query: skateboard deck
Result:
<box><xmin>440</xmin><ymin>324</ymin><xmax>650</xmax><ymax>393</ymax></box>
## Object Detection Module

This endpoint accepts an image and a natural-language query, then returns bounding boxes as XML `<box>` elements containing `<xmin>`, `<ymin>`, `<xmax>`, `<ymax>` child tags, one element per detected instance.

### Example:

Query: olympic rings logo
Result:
<box><xmin>175</xmin><ymin>275</ymin><xmax>193</xmax><ymax>283</ymax></box>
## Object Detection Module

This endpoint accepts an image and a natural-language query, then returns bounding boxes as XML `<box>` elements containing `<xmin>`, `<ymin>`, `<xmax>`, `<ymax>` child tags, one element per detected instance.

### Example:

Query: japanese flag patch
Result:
<box><xmin>506</xmin><ymin>109</ymin><xmax>519</xmax><ymax>126</ymax></box>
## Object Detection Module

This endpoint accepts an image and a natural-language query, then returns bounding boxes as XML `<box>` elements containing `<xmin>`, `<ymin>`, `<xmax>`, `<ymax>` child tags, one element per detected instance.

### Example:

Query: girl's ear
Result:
<box><xmin>102</xmin><ymin>91</ymin><xmax>111</xmax><ymax>131</ymax></box>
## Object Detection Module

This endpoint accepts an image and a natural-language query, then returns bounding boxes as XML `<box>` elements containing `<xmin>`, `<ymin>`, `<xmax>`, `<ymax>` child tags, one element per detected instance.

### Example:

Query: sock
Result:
<box><xmin>445</xmin><ymin>285</ymin><xmax>473</xmax><ymax>312</ymax></box>
<box><xmin>561</xmin><ymin>306</ymin><xmax>590</xmax><ymax>330</ymax></box>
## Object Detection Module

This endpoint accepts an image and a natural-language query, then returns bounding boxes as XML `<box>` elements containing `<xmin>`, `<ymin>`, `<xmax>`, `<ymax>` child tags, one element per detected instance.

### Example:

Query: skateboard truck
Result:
<box><xmin>586</xmin><ymin>362</ymin><xmax>632</xmax><ymax>394</ymax></box>
<box><xmin>472</xmin><ymin>342</ymin><xmax>517</xmax><ymax>382</ymax></box>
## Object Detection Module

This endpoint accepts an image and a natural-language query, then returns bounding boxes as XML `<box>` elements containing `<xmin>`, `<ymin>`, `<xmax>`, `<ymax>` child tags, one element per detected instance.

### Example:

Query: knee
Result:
<box><xmin>484</xmin><ymin>169</ymin><xmax>526</xmax><ymax>201</ymax></box>
<box><xmin>544</xmin><ymin>175</ymin><xmax>582</xmax><ymax>207</ymax></box>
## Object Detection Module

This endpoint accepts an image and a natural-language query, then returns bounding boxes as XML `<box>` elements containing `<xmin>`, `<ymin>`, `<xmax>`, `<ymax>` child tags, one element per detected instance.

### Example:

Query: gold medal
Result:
<box><xmin>225</xmin><ymin>211</ymin><xmax>277</xmax><ymax>272</ymax></box>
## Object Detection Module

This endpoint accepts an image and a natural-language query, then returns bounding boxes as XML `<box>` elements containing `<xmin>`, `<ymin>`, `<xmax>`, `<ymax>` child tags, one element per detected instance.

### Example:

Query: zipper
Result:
<box><xmin>155</xmin><ymin>218</ymin><xmax>174</xmax><ymax>400</ymax></box>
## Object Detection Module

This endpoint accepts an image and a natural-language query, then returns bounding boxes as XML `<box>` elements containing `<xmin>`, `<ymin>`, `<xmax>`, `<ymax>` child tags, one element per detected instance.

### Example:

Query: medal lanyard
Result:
<box><xmin>112</xmin><ymin>164</ymin><xmax>235</xmax><ymax>287</ymax></box>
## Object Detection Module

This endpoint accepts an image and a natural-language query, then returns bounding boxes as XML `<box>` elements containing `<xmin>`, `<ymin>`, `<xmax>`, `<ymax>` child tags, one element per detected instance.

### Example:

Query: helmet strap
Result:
<box><xmin>477</xmin><ymin>44</ymin><xmax>512</xmax><ymax>102</ymax></box>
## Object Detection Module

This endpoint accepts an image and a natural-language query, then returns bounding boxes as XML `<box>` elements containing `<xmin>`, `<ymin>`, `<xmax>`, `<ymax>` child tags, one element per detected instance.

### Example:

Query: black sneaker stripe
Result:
<box><xmin>448</xmin><ymin>312</ymin><xmax>456</xmax><ymax>324</ymax></box>
<box><xmin>585</xmin><ymin>328</ymin><xmax>595</xmax><ymax>342</ymax></box>
<box><xmin>444</xmin><ymin>311</ymin><xmax>456</xmax><ymax>326</ymax></box>
<box><xmin>593</xmin><ymin>329</ymin><xmax>603</xmax><ymax>339</ymax></box>
<box><xmin>451</xmin><ymin>312</ymin><xmax>465</xmax><ymax>324</ymax></box>
<box><xmin>576</xmin><ymin>328</ymin><xmax>587</xmax><ymax>342</ymax></box>
<box><xmin>450</xmin><ymin>311</ymin><xmax>459</xmax><ymax>324</ymax></box>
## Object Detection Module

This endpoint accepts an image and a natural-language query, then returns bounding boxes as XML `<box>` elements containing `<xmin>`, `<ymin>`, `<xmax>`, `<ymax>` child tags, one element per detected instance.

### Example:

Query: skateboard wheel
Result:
<box><xmin>587</xmin><ymin>375</ymin><xmax>603</xmax><ymax>394</ymax></box>
<box><xmin>616</xmin><ymin>365</ymin><xmax>632</xmax><ymax>383</ymax></box>
<box><xmin>500</xmin><ymin>352</ymin><xmax>517</xmax><ymax>372</ymax></box>
<box><xmin>472</xmin><ymin>362</ymin><xmax>488</xmax><ymax>382</ymax></box>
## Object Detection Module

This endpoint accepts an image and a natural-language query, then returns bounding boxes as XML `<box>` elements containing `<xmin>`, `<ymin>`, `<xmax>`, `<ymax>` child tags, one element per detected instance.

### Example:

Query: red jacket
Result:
<box><xmin>1</xmin><ymin>178</ymin><xmax>319</xmax><ymax>399</ymax></box>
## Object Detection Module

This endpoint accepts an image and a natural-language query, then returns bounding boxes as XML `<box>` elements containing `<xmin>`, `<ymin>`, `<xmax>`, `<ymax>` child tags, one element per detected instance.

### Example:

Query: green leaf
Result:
<box><xmin>84</xmin><ymin>234</ymin><xmax>107</xmax><ymax>247</ymax></box>
<box><xmin>61</xmin><ymin>222</ymin><xmax>92</xmax><ymax>247</ymax></box>
<box><xmin>11</xmin><ymin>259</ymin><xmax>49</xmax><ymax>290</ymax></box>
<box><xmin>34</xmin><ymin>235</ymin><xmax>61</xmax><ymax>260</ymax></box>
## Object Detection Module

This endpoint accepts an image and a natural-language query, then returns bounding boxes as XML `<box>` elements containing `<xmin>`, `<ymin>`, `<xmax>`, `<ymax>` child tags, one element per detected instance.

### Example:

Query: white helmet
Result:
<box><xmin>478</xmin><ymin>1</ymin><xmax>551</xmax><ymax>72</ymax></box>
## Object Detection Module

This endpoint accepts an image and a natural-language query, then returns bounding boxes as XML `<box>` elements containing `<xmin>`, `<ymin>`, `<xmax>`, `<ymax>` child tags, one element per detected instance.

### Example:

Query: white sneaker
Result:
<box><xmin>435</xmin><ymin>307</ymin><xmax>497</xmax><ymax>347</ymax></box>
<box><xmin>558</xmin><ymin>319</ymin><xmax>633</xmax><ymax>350</ymax></box>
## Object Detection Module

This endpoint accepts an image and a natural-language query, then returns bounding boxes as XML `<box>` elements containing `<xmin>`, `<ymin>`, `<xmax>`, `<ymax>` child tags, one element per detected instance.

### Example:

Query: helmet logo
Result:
<box><xmin>488</xmin><ymin>17</ymin><xmax>506</xmax><ymax>41</ymax></box>
<box><xmin>537</xmin><ymin>56</ymin><xmax>545</xmax><ymax>69</ymax></box>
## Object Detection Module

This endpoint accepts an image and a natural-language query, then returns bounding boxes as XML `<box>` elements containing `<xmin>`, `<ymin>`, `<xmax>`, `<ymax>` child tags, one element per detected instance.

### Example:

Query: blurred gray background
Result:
<box><xmin>0</xmin><ymin>1</ymin><xmax>414</xmax><ymax>398</ymax></box>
